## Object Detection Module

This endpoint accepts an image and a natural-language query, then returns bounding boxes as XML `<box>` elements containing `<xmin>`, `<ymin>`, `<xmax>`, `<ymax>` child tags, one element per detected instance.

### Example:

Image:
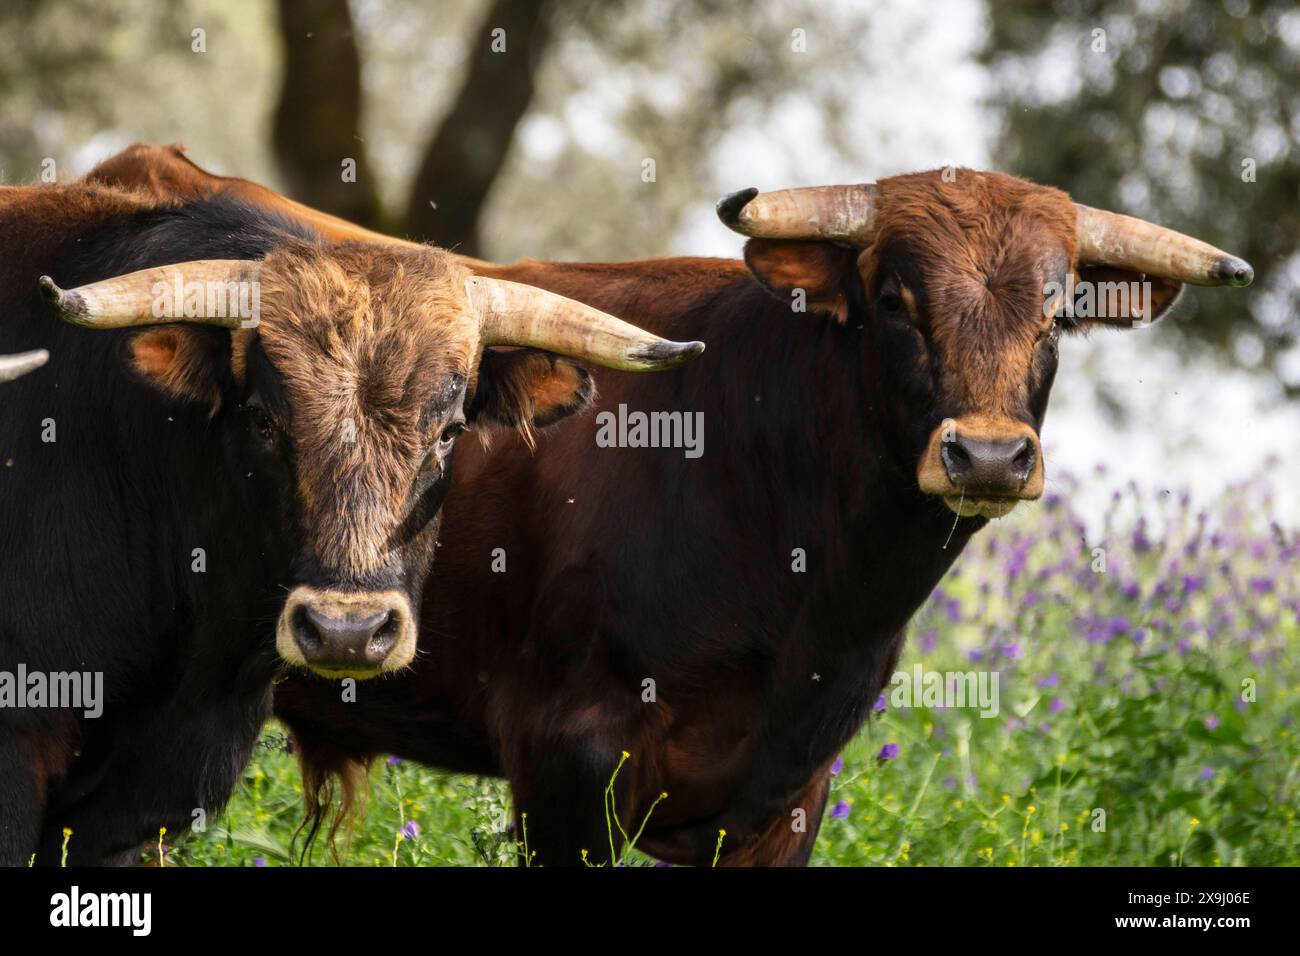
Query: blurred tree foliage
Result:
<box><xmin>0</xmin><ymin>0</ymin><xmax>280</xmax><ymax>185</ymax></box>
<box><xmin>0</xmin><ymin>0</ymin><xmax>885</xmax><ymax>261</ymax></box>
<box><xmin>476</xmin><ymin>0</ymin><xmax>883</xmax><ymax>262</ymax></box>
<box><xmin>983</xmin><ymin>0</ymin><xmax>1300</xmax><ymax>394</ymax></box>
<box><xmin>331</xmin><ymin>0</ymin><xmax>884</xmax><ymax>259</ymax></box>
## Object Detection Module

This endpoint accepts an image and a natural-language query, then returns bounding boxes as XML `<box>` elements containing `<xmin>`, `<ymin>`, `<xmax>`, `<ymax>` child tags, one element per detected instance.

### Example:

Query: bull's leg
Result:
<box><xmin>493</xmin><ymin>563</ymin><xmax>649</xmax><ymax>867</ymax></box>
<box><xmin>33</xmin><ymin>693</ymin><xmax>267</xmax><ymax>866</ymax></box>
<box><xmin>505</xmin><ymin>741</ymin><xmax>639</xmax><ymax>868</ymax></box>
<box><xmin>0</xmin><ymin>730</ymin><xmax>44</xmax><ymax>866</ymax></box>
<box><xmin>715</xmin><ymin>773</ymin><xmax>831</xmax><ymax>866</ymax></box>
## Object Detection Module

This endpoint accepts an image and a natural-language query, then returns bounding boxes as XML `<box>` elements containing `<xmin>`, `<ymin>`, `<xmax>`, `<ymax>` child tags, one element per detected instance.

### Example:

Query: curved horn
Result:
<box><xmin>716</xmin><ymin>184</ymin><xmax>879</xmax><ymax>244</ymax></box>
<box><xmin>1075</xmin><ymin>205</ymin><xmax>1253</xmax><ymax>287</ymax></box>
<box><xmin>39</xmin><ymin>260</ymin><xmax>261</xmax><ymax>329</ymax></box>
<box><xmin>465</xmin><ymin>277</ymin><xmax>704</xmax><ymax>372</ymax></box>
<box><xmin>0</xmin><ymin>349</ymin><xmax>48</xmax><ymax>383</ymax></box>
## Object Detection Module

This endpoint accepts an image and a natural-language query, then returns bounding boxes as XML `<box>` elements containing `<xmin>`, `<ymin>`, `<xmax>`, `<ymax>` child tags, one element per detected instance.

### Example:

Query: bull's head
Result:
<box><xmin>718</xmin><ymin>170</ymin><xmax>1252</xmax><ymax>519</ymax></box>
<box><xmin>0</xmin><ymin>349</ymin><xmax>48</xmax><ymax>383</ymax></box>
<box><xmin>40</xmin><ymin>241</ymin><xmax>702</xmax><ymax>677</ymax></box>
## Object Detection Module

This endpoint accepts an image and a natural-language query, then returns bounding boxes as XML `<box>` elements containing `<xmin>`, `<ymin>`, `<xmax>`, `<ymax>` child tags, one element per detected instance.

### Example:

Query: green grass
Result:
<box><xmin>162</xmin><ymin>468</ymin><xmax>1299</xmax><ymax>867</ymax></box>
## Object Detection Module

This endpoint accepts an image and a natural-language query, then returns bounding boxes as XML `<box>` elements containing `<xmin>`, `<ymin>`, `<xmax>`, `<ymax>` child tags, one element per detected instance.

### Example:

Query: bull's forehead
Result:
<box><xmin>922</xmin><ymin>254</ymin><xmax>1051</xmax><ymax>417</ymax></box>
<box><xmin>254</xmin><ymin>244</ymin><xmax>479</xmax><ymax>575</ymax></box>
<box><xmin>870</xmin><ymin>169</ymin><xmax>1077</xmax><ymax>416</ymax></box>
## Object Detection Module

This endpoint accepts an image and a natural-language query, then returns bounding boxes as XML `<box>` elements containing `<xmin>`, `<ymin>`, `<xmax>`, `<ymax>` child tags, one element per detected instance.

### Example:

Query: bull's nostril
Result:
<box><xmin>291</xmin><ymin>604</ymin><xmax>322</xmax><ymax>655</ymax></box>
<box><xmin>367</xmin><ymin>611</ymin><xmax>399</xmax><ymax>659</ymax></box>
<box><xmin>1012</xmin><ymin>440</ymin><xmax>1035</xmax><ymax>477</ymax></box>
<box><xmin>941</xmin><ymin>440</ymin><xmax>972</xmax><ymax>480</ymax></box>
<box><xmin>285</xmin><ymin>594</ymin><xmax>409</xmax><ymax>672</ymax></box>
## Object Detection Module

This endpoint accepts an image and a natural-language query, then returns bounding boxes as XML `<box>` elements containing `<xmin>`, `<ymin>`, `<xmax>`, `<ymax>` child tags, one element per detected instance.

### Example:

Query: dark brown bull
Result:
<box><xmin>34</xmin><ymin>197</ymin><xmax>699</xmax><ymax>679</ymax></box>
<box><xmin>0</xmin><ymin>157</ymin><xmax>699</xmax><ymax>865</ymax></box>
<box><xmin>93</xmin><ymin>145</ymin><xmax>1252</xmax><ymax>865</ymax></box>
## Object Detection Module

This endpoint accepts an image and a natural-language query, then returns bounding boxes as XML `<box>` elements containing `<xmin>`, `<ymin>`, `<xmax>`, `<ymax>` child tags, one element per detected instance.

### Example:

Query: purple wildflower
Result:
<box><xmin>830</xmin><ymin>756</ymin><xmax>844</xmax><ymax>776</ymax></box>
<box><xmin>876</xmin><ymin>742</ymin><xmax>900</xmax><ymax>763</ymax></box>
<box><xmin>830</xmin><ymin>800</ymin><xmax>851</xmax><ymax>820</ymax></box>
<box><xmin>401</xmin><ymin>819</ymin><xmax>420</xmax><ymax>840</ymax></box>
<box><xmin>1132</xmin><ymin>523</ymin><xmax>1152</xmax><ymax>553</ymax></box>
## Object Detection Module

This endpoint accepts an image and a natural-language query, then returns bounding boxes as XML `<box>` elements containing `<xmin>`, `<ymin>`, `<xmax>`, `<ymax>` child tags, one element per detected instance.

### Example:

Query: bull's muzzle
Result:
<box><xmin>917</xmin><ymin>416</ymin><xmax>1044</xmax><ymax>518</ymax></box>
<box><xmin>276</xmin><ymin>588</ymin><xmax>417</xmax><ymax>678</ymax></box>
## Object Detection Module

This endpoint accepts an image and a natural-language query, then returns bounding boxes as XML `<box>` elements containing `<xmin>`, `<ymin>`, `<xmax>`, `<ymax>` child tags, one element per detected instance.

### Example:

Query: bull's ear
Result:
<box><xmin>743</xmin><ymin>238</ymin><xmax>858</xmax><ymax>323</ymax></box>
<box><xmin>125</xmin><ymin>325</ymin><xmax>228</xmax><ymax>414</ymax></box>
<box><xmin>1068</xmin><ymin>267</ymin><xmax>1184</xmax><ymax>331</ymax></box>
<box><xmin>468</xmin><ymin>348</ymin><xmax>594</xmax><ymax>431</ymax></box>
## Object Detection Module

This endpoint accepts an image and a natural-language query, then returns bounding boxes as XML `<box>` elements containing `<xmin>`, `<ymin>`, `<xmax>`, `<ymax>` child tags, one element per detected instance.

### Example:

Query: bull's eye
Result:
<box><xmin>253</xmin><ymin>408</ymin><xmax>276</xmax><ymax>442</ymax></box>
<box><xmin>879</xmin><ymin>291</ymin><xmax>905</xmax><ymax>317</ymax></box>
<box><xmin>419</xmin><ymin>421</ymin><xmax>468</xmax><ymax>476</ymax></box>
<box><xmin>243</xmin><ymin>401</ymin><xmax>277</xmax><ymax>446</ymax></box>
<box><xmin>437</xmin><ymin>421</ymin><xmax>468</xmax><ymax>449</ymax></box>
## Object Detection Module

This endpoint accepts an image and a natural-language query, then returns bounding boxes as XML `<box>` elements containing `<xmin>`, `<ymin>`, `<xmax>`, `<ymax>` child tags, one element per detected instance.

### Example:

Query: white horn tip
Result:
<box><xmin>0</xmin><ymin>349</ymin><xmax>50</xmax><ymax>382</ymax></box>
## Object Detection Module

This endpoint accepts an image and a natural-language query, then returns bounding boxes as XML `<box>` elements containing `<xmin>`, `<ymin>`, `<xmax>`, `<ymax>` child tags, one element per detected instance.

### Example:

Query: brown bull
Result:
<box><xmin>92</xmin><ymin>144</ymin><xmax>1252</xmax><ymax>866</ymax></box>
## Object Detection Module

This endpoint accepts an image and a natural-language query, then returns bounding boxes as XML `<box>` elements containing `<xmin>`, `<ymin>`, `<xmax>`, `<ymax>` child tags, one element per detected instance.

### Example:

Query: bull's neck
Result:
<box><xmin>695</xmin><ymin>278</ymin><xmax>979</xmax><ymax>641</ymax></box>
<box><xmin>494</xmin><ymin>258</ymin><xmax>981</xmax><ymax>642</ymax></box>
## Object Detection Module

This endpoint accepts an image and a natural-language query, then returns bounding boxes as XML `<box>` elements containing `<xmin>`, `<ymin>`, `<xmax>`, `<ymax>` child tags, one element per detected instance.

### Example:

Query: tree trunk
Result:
<box><xmin>401</xmin><ymin>0</ymin><xmax>554</xmax><ymax>255</ymax></box>
<box><xmin>270</xmin><ymin>0</ymin><xmax>385</xmax><ymax>229</ymax></box>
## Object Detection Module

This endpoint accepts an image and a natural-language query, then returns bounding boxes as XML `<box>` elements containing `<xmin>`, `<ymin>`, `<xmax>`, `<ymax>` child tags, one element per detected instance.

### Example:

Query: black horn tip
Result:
<box><xmin>1216</xmin><ymin>257</ymin><xmax>1254</xmax><ymax>287</ymax></box>
<box><xmin>38</xmin><ymin>276</ymin><xmax>82</xmax><ymax>313</ymax></box>
<box><xmin>716</xmin><ymin>188</ymin><xmax>759</xmax><ymax>227</ymax></box>
<box><xmin>39</xmin><ymin>276</ymin><xmax>92</xmax><ymax>324</ymax></box>
<box><xmin>629</xmin><ymin>339</ymin><xmax>706</xmax><ymax>370</ymax></box>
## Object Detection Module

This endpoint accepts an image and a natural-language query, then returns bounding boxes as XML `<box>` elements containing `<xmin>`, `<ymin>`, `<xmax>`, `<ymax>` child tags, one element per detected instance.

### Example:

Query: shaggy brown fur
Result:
<box><xmin>862</xmin><ymin>168</ymin><xmax>1078</xmax><ymax>419</ymax></box>
<box><xmin>255</xmin><ymin>242</ymin><xmax>479</xmax><ymax>577</ymax></box>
